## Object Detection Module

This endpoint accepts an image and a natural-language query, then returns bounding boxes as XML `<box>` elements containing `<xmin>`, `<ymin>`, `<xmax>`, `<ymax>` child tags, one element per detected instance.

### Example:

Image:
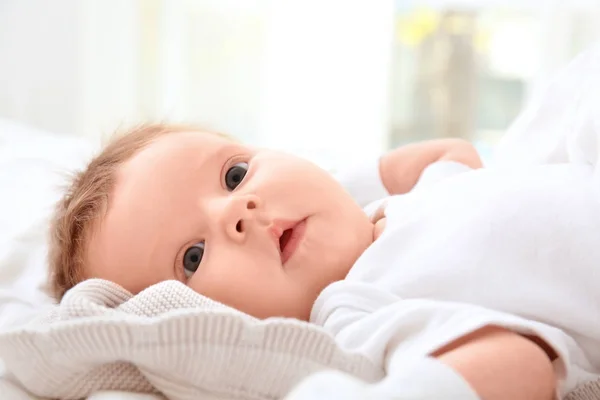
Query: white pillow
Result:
<box><xmin>0</xmin><ymin>119</ymin><xmax>98</xmax><ymax>327</ymax></box>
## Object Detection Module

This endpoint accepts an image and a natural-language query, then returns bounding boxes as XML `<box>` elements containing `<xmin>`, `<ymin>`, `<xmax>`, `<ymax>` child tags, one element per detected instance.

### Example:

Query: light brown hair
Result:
<box><xmin>48</xmin><ymin>123</ymin><xmax>214</xmax><ymax>300</ymax></box>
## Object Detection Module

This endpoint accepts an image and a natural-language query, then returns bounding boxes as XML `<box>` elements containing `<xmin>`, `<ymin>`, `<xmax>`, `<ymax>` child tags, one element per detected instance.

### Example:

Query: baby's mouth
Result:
<box><xmin>279</xmin><ymin>228</ymin><xmax>294</xmax><ymax>254</ymax></box>
<box><xmin>272</xmin><ymin>219</ymin><xmax>307</xmax><ymax>265</ymax></box>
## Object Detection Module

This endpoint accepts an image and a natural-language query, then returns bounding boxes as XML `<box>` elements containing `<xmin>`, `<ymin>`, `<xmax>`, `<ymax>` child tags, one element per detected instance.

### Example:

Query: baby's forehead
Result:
<box><xmin>91</xmin><ymin>131</ymin><xmax>237</xmax><ymax>243</ymax></box>
<box><xmin>124</xmin><ymin>131</ymin><xmax>225</xmax><ymax>167</ymax></box>
<box><xmin>115</xmin><ymin>131</ymin><xmax>238</xmax><ymax>190</ymax></box>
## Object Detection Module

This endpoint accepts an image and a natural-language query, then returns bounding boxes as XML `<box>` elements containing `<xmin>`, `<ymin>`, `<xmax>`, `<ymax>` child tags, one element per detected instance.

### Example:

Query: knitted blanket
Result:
<box><xmin>0</xmin><ymin>279</ymin><xmax>382</xmax><ymax>399</ymax></box>
<box><xmin>0</xmin><ymin>279</ymin><xmax>597</xmax><ymax>399</ymax></box>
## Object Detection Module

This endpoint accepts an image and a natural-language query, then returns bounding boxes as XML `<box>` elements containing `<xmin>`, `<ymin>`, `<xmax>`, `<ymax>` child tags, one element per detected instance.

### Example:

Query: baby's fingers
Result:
<box><xmin>370</xmin><ymin>200</ymin><xmax>387</xmax><ymax>224</ymax></box>
<box><xmin>373</xmin><ymin>218</ymin><xmax>387</xmax><ymax>241</ymax></box>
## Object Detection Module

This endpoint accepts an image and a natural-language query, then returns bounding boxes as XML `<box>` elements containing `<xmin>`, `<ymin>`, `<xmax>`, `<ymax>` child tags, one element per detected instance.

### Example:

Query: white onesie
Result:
<box><xmin>322</xmin><ymin>160</ymin><xmax>600</xmax><ymax>398</ymax></box>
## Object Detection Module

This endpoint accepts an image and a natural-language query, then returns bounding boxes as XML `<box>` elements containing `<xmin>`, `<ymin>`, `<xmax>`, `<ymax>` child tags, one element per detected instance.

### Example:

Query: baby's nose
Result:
<box><xmin>224</xmin><ymin>195</ymin><xmax>263</xmax><ymax>242</ymax></box>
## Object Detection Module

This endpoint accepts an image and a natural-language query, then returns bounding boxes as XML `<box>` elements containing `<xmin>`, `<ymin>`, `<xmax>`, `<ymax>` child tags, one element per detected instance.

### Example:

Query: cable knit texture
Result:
<box><xmin>0</xmin><ymin>279</ymin><xmax>383</xmax><ymax>400</ymax></box>
<box><xmin>566</xmin><ymin>381</ymin><xmax>600</xmax><ymax>400</ymax></box>
<box><xmin>0</xmin><ymin>279</ymin><xmax>598</xmax><ymax>399</ymax></box>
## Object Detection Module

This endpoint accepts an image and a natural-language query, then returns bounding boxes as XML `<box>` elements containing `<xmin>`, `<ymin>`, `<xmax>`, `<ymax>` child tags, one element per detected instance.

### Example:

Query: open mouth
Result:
<box><xmin>275</xmin><ymin>219</ymin><xmax>307</xmax><ymax>265</ymax></box>
<box><xmin>279</xmin><ymin>228</ymin><xmax>294</xmax><ymax>253</ymax></box>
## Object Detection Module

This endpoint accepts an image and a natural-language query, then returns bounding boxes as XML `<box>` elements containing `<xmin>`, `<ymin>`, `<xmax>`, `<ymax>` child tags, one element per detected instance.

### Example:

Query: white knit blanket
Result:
<box><xmin>0</xmin><ymin>279</ymin><xmax>383</xmax><ymax>400</ymax></box>
<box><xmin>0</xmin><ymin>278</ymin><xmax>598</xmax><ymax>400</ymax></box>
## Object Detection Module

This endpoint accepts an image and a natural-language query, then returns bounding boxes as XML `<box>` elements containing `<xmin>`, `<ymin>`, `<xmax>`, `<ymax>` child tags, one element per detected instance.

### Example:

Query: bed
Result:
<box><xmin>2</xmin><ymin>38</ymin><xmax>600</xmax><ymax>397</ymax></box>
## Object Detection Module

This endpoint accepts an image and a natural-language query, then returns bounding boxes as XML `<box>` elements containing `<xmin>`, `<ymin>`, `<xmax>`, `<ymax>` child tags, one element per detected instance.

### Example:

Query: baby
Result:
<box><xmin>48</xmin><ymin>124</ymin><xmax>481</xmax><ymax>319</ymax></box>
<box><xmin>48</xmin><ymin>124</ymin><xmax>600</xmax><ymax>400</ymax></box>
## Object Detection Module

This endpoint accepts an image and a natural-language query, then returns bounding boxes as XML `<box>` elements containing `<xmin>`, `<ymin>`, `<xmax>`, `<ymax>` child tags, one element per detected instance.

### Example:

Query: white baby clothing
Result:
<box><xmin>316</xmin><ymin>160</ymin><xmax>600</xmax><ymax>398</ymax></box>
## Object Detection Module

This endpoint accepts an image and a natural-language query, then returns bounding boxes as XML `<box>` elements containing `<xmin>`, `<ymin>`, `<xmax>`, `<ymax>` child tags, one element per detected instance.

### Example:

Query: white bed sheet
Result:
<box><xmin>0</xmin><ymin>119</ymin><xmax>97</xmax><ymax>399</ymax></box>
<box><xmin>0</xmin><ymin>120</ymin><xmax>95</xmax><ymax>328</ymax></box>
<box><xmin>0</xmin><ymin>378</ymin><xmax>161</xmax><ymax>400</ymax></box>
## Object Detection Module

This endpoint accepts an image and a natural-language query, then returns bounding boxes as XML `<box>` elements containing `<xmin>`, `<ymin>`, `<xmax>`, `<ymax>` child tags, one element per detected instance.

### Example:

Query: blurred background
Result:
<box><xmin>1</xmin><ymin>0</ymin><xmax>599</xmax><ymax>168</ymax></box>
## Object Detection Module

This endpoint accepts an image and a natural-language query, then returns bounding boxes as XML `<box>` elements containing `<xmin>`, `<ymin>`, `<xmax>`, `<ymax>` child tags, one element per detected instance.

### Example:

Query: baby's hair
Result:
<box><xmin>47</xmin><ymin>123</ymin><xmax>227</xmax><ymax>301</ymax></box>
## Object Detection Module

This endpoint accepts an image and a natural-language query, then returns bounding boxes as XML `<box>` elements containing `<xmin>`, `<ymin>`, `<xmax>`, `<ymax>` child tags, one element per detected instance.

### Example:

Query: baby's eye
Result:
<box><xmin>183</xmin><ymin>242</ymin><xmax>205</xmax><ymax>278</ymax></box>
<box><xmin>225</xmin><ymin>162</ymin><xmax>248</xmax><ymax>191</ymax></box>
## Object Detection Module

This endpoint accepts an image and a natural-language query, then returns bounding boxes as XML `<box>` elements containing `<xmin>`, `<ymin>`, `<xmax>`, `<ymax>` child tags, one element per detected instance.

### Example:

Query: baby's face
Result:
<box><xmin>86</xmin><ymin>131</ymin><xmax>373</xmax><ymax>320</ymax></box>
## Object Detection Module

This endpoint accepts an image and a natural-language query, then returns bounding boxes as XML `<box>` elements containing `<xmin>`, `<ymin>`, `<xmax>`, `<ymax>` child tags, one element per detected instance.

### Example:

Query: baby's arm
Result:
<box><xmin>432</xmin><ymin>326</ymin><xmax>556</xmax><ymax>400</ymax></box>
<box><xmin>379</xmin><ymin>138</ymin><xmax>482</xmax><ymax>195</ymax></box>
<box><xmin>335</xmin><ymin>138</ymin><xmax>481</xmax><ymax>208</ymax></box>
<box><xmin>286</xmin><ymin>327</ymin><xmax>556</xmax><ymax>400</ymax></box>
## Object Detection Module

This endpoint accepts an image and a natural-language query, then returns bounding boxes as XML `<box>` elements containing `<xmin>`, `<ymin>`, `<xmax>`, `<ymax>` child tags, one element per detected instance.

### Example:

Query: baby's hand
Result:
<box><xmin>379</xmin><ymin>138</ymin><xmax>482</xmax><ymax>195</ymax></box>
<box><xmin>370</xmin><ymin>201</ymin><xmax>387</xmax><ymax>241</ymax></box>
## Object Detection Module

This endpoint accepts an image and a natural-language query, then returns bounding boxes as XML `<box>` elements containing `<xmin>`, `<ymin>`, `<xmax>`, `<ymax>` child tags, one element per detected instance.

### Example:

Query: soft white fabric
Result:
<box><xmin>333</xmin><ymin>156</ymin><xmax>389</xmax><ymax>208</ymax></box>
<box><xmin>286</xmin><ymin>357</ymin><xmax>480</xmax><ymax>400</ymax></box>
<box><xmin>312</xmin><ymin>158</ymin><xmax>600</xmax><ymax>398</ymax></box>
<box><xmin>491</xmin><ymin>40</ymin><xmax>600</xmax><ymax>168</ymax></box>
<box><xmin>0</xmin><ymin>279</ymin><xmax>383</xmax><ymax>400</ymax></box>
<box><xmin>361</xmin><ymin>160</ymin><xmax>474</xmax><ymax>219</ymax></box>
<box><xmin>414</xmin><ymin>160</ymin><xmax>474</xmax><ymax>188</ymax></box>
<box><xmin>0</xmin><ymin>119</ymin><xmax>101</xmax><ymax>399</ymax></box>
<box><xmin>0</xmin><ymin>118</ymin><xmax>98</xmax><ymax>329</ymax></box>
